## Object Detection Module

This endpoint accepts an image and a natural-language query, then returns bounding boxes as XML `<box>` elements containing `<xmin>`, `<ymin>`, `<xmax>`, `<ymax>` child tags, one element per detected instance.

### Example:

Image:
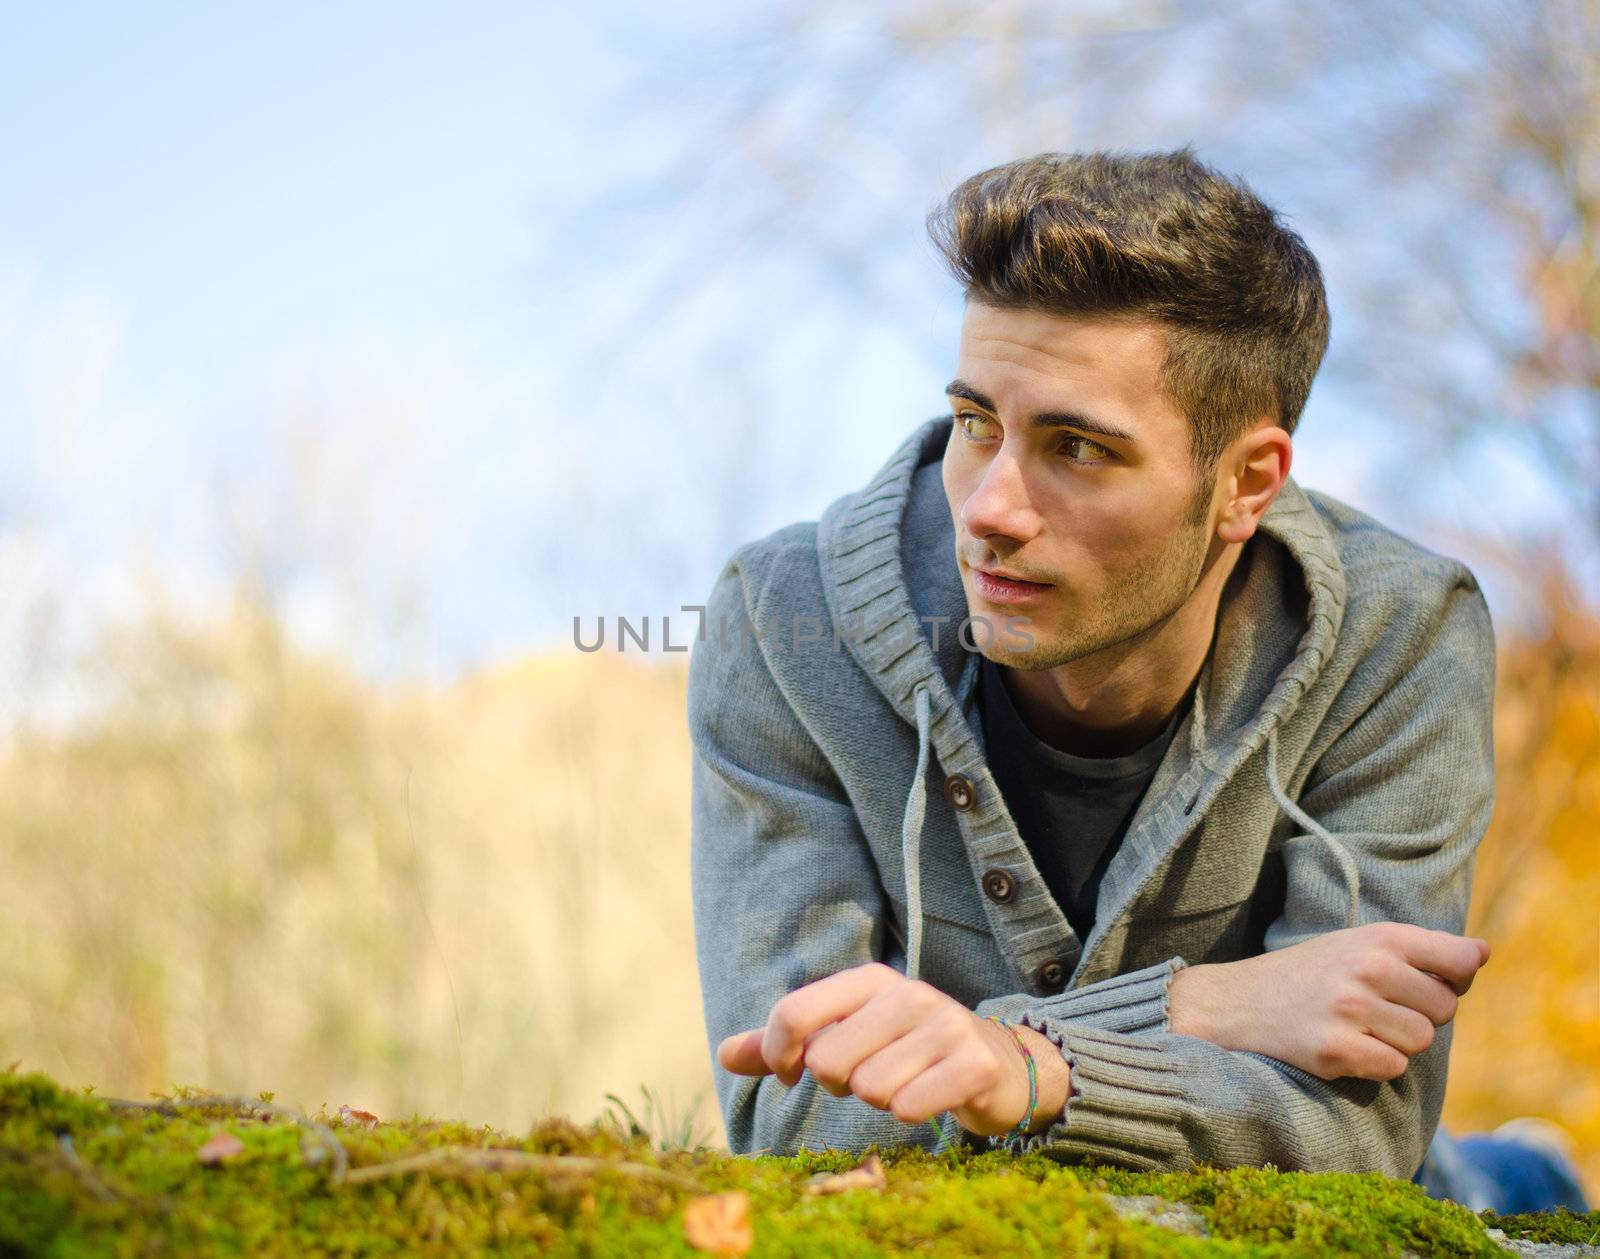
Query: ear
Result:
<box><xmin>1216</xmin><ymin>421</ymin><xmax>1292</xmax><ymax>545</ymax></box>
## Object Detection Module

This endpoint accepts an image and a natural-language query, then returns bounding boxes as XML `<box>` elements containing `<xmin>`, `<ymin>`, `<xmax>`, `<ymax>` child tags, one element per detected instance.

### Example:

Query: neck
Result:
<box><xmin>1000</xmin><ymin>536</ymin><xmax>1245</xmax><ymax>758</ymax></box>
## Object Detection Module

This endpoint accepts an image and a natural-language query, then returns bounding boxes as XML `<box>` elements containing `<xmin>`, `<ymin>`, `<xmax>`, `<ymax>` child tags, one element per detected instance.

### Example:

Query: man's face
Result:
<box><xmin>941</xmin><ymin>301</ymin><xmax>1225</xmax><ymax>671</ymax></box>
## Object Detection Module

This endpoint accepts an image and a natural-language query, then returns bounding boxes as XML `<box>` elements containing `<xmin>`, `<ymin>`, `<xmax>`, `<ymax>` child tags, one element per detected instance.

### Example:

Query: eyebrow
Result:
<box><xmin>944</xmin><ymin>379</ymin><xmax>1138</xmax><ymax>446</ymax></box>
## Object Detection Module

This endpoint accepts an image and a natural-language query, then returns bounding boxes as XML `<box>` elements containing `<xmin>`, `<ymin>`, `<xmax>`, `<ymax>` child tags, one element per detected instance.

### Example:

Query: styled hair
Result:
<box><xmin>926</xmin><ymin>147</ymin><xmax>1330</xmax><ymax>478</ymax></box>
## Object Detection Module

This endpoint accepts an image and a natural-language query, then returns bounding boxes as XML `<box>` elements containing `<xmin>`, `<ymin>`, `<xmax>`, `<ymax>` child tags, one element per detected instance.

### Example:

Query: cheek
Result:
<box><xmin>1049</xmin><ymin>497</ymin><xmax>1159</xmax><ymax>573</ymax></box>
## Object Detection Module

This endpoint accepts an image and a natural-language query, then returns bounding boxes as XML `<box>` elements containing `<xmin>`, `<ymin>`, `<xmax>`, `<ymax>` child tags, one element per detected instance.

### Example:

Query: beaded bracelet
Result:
<box><xmin>983</xmin><ymin>1014</ymin><xmax>1038</xmax><ymax>1139</ymax></box>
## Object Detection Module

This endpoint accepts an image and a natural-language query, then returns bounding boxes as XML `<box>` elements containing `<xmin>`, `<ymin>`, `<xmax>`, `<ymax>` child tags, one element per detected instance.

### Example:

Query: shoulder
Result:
<box><xmin>687</xmin><ymin>517</ymin><xmax>834</xmax><ymax>705</ymax></box>
<box><xmin>1304</xmin><ymin>487</ymin><xmax>1483</xmax><ymax>603</ymax></box>
<box><xmin>1301</xmin><ymin>486</ymin><xmax>1495</xmax><ymax>702</ymax></box>
<box><xmin>686</xmin><ymin>512</ymin><xmax>890</xmax><ymax>771</ymax></box>
<box><xmin>701</xmin><ymin>519</ymin><xmax>826</xmax><ymax>628</ymax></box>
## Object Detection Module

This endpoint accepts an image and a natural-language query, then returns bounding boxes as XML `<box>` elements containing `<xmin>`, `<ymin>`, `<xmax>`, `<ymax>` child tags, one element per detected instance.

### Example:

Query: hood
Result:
<box><xmin>815</xmin><ymin>417</ymin><xmax>1363</xmax><ymax>983</ymax></box>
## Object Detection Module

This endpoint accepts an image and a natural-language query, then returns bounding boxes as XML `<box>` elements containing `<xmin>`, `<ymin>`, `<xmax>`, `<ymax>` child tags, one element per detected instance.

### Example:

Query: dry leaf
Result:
<box><xmin>682</xmin><ymin>1190</ymin><xmax>753</xmax><ymax>1256</ymax></box>
<box><xmin>802</xmin><ymin>1152</ymin><xmax>886</xmax><ymax>1196</ymax></box>
<box><xmin>196</xmin><ymin>1130</ymin><xmax>245</xmax><ymax>1166</ymax></box>
<box><xmin>337</xmin><ymin>1104</ymin><xmax>380</xmax><ymax>1129</ymax></box>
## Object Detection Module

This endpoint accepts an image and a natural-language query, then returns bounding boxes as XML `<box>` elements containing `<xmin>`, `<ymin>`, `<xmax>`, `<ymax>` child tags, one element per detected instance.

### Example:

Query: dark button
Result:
<box><xmin>1183</xmin><ymin>792</ymin><xmax>1199</xmax><ymax>815</ymax></box>
<box><xmin>1034</xmin><ymin>958</ymin><xmax>1069</xmax><ymax>994</ymax></box>
<box><xmin>981</xmin><ymin>867</ymin><xmax>1016</xmax><ymax>904</ymax></box>
<box><xmin>942</xmin><ymin>773</ymin><xmax>976</xmax><ymax>811</ymax></box>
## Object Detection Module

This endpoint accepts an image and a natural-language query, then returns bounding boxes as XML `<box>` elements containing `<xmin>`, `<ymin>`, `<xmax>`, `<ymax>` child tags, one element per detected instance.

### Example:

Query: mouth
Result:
<box><xmin>971</xmin><ymin>564</ymin><xmax>1052</xmax><ymax>604</ymax></box>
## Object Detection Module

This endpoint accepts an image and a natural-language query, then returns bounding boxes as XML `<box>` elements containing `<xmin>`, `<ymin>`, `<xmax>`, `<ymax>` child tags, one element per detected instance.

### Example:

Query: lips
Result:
<box><xmin>971</xmin><ymin>564</ymin><xmax>1052</xmax><ymax>606</ymax></box>
<box><xmin>975</xmin><ymin>565</ymin><xmax>1050</xmax><ymax>587</ymax></box>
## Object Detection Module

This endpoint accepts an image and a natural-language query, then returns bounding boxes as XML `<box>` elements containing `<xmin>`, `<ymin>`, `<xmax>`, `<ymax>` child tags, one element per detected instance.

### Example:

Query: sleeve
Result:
<box><xmin>983</xmin><ymin>564</ymin><xmax>1497</xmax><ymax>1177</ymax></box>
<box><xmin>688</xmin><ymin>551</ymin><xmax>1197</xmax><ymax>1157</ymax></box>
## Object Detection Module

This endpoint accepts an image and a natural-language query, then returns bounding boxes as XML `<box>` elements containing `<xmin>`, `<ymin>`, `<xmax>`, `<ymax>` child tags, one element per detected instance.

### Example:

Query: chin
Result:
<box><xmin>985</xmin><ymin>621</ymin><xmax>1054</xmax><ymax>667</ymax></box>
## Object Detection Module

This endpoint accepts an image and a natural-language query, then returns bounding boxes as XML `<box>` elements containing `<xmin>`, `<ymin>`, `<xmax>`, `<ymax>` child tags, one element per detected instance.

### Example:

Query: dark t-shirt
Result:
<box><xmin>977</xmin><ymin>655</ymin><xmax>1191</xmax><ymax>942</ymax></box>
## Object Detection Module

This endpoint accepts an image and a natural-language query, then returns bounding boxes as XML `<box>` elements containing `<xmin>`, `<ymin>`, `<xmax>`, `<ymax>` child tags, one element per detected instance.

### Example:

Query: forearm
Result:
<box><xmin>1166</xmin><ymin>958</ymin><xmax>1303</xmax><ymax>1053</ymax></box>
<box><xmin>1166</xmin><ymin>961</ymin><xmax>1224</xmax><ymax>1043</ymax></box>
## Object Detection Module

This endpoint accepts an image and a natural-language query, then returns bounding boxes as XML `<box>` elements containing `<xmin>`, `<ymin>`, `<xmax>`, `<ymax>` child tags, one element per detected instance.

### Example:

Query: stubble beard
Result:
<box><xmin>984</xmin><ymin>511</ymin><xmax>1215</xmax><ymax>673</ymax></box>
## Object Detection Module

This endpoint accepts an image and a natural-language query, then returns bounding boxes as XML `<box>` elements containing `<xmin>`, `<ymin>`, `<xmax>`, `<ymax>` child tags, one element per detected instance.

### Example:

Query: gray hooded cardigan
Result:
<box><xmin>687</xmin><ymin>416</ymin><xmax>1496</xmax><ymax>1178</ymax></box>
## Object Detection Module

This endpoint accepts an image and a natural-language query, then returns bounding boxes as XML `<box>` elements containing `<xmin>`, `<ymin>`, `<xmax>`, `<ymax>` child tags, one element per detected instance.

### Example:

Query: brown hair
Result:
<box><xmin>926</xmin><ymin>147</ymin><xmax>1330</xmax><ymax>483</ymax></box>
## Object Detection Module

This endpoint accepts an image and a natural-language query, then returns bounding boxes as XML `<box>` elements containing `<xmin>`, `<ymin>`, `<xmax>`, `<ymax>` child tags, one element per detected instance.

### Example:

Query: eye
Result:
<box><xmin>955</xmin><ymin>411</ymin><xmax>997</xmax><ymax>440</ymax></box>
<box><xmin>1061</xmin><ymin>434</ymin><xmax>1111</xmax><ymax>463</ymax></box>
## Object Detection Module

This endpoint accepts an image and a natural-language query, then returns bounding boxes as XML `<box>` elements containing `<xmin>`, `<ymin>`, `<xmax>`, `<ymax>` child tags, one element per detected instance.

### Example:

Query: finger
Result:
<box><xmin>1385</xmin><ymin>925</ymin><xmax>1491</xmax><ymax>993</ymax></box>
<box><xmin>887</xmin><ymin>1050</ymin><xmax>990</xmax><ymax>1128</ymax></box>
<box><xmin>803</xmin><ymin>983</ymin><xmax>944</xmax><ymax>1097</ymax></box>
<box><xmin>775</xmin><ymin>1023</ymin><xmax>855</xmax><ymax>1088</ymax></box>
<box><xmin>762</xmin><ymin>963</ymin><xmax>904</xmax><ymax>1081</ymax></box>
<box><xmin>1377</xmin><ymin>964</ymin><xmax>1460</xmax><ymax>1027</ymax></box>
<box><xmin>1459</xmin><ymin>937</ymin><xmax>1491</xmax><ymax>993</ymax></box>
<box><xmin>833</xmin><ymin>1020</ymin><xmax>948</xmax><ymax>1115</ymax></box>
<box><xmin>718</xmin><ymin>1028</ymin><xmax>773</xmax><ymax>1077</ymax></box>
<box><xmin>1423</xmin><ymin>938</ymin><xmax>1491</xmax><ymax>997</ymax></box>
<box><xmin>719</xmin><ymin>1024</ymin><xmax>848</xmax><ymax>1085</ymax></box>
<box><xmin>1347</xmin><ymin>1033</ymin><xmax>1411</xmax><ymax>1082</ymax></box>
<box><xmin>1362</xmin><ymin>998</ymin><xmax>1439</xmax><ymax>1059</ymax></box>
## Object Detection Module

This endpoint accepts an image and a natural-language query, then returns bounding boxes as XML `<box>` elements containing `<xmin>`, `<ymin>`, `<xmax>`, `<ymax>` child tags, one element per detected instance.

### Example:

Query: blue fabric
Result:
<box><xmin>1412</xmin><ymin>1127</ymin><xmax>1591</xmax><ymax>1214</ymax></box>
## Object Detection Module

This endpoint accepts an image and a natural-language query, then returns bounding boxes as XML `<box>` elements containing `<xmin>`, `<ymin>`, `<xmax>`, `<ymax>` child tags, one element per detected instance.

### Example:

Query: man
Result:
<box><xmin>686</xmin><ymin>148</ymin><xmax>1588</xmax><ymax>1209</ymax></box>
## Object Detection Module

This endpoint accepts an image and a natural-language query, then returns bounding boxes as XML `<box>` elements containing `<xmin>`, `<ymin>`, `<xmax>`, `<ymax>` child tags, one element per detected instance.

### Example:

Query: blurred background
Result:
<box><xmin>1</xmin><ymin>0</ymin><xmax>1595</xmax><ymax>1193</ymax></box>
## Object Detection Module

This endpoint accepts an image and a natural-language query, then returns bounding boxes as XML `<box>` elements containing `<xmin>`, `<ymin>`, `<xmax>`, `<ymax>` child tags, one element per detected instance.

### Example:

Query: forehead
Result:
<box><xmin>954</xmin><ymin>302</ymin><xmax>1184</xmax><ymax>438</ymax></box>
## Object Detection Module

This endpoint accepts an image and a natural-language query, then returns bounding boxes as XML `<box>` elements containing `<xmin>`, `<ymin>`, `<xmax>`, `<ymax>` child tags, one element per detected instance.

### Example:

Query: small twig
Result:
<box><xmin>54</xmin><ymin>1133</ymin><xmax>120</xmax><ymax>1204</ymax></box>
<box><xmin>103</xmin><ymin>1093</ymin><xmax>350</xmax><ymax>1183</ymax></box>
<box><xmin>342</xmin><ymin>1146</ymin><xmax>703</xmax><ymax>1192</ymax></box>
<box><xmin>1</xmin><ymin>1137</ymin><xmax>176</xmax><ymax>1217</ymax></box>
<box><xmin>93</xmin><ymin>1092</ymin><xmax>709</xmax><ymax>1195</ymax></box>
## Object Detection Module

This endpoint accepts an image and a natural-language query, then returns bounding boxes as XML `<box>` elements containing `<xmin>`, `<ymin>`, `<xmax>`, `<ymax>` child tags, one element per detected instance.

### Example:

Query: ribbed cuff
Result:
<box><xmin>973</xmin><ymin>955</ymin><xmax>1187</xmax><ymax>1038</ymax></box>
<box><xmin>988</xmin><ymin>1026</ymin><xmax>1192</xmax><ymax>1165</ymax></box>
<box><xmin>980</xmin><ymin>957</ymin><xmax>1190</xmax><ymax>1160</ymax></box>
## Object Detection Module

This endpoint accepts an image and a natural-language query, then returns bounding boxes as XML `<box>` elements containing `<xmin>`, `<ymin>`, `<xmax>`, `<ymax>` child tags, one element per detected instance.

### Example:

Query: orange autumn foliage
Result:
<box><xmin>1442</xmin><ymin>558</ymin><xmax>1600</xmax><ymax>1198</ymax></box>
<box><xmin>682</xmin><ymin>1190</ymin><xmax>754</xmax><ymax>1256</ymax></box>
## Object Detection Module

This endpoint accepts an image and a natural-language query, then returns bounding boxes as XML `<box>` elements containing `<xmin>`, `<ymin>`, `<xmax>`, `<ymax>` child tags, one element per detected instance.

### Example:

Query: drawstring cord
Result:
<box><xmin>1265</xmin><ymin>723</ymin><xmax>1362</xmax><ymax>930</ymax></box>
<box><xmin>901</xmin><ymin>684</ymin><xmax>932</xmax><ymax>981</ymax></box>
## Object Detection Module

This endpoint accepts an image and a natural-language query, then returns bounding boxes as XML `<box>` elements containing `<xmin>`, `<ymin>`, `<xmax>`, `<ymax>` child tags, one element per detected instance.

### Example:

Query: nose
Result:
<box><xmin>960</xmin><ymin>443</ymin><xmax>1043</xmax><ymax>547</ymax></box>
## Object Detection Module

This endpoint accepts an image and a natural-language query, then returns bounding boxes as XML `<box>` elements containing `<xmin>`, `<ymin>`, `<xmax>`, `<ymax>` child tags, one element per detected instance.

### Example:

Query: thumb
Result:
<box><xmin>717</xmin><ymin>1028</ymin><xmax>772</xmax><ymax>1076</ymax></box>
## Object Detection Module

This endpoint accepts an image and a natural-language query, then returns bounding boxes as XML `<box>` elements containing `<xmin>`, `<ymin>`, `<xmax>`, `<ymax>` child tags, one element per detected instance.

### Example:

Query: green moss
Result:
<box><xmin>3</xmin><ymin>1067</ymin><xmax>1596</xmax><ymax>1257</ymax></box>
<box><xmin>1481</xmin><ymin>1206</ymin><xmax>1600</xmax><ymax>1246</ymax></box>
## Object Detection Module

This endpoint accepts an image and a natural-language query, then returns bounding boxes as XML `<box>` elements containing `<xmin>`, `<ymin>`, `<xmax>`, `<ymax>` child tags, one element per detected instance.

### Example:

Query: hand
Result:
<box><xmin>716</xmin><ymin>962</ymin><xmax>1060</xmax><ymax>1138</ymax></box>
<box><xmin>1168</xmin><ymin>922</ymin><xmax>1490</xmax><ymax>1082</ymax></box>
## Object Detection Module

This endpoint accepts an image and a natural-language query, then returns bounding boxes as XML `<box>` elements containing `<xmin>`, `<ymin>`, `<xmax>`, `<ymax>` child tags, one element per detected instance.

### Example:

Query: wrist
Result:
<box><xmin>1168</xmin><ymin>962</ymin><xmax>1217</xmax><ymax>1041</ymax></box>
<box><xmin>981</xmin><ymin>1014</ymin><xmax>1039</xmax><ymax>1138</ymax></box>
<box><xmin>1010</xmin><ymin>1024</ymin><xmax>1070</xmax><ymax>1134</ymax></box>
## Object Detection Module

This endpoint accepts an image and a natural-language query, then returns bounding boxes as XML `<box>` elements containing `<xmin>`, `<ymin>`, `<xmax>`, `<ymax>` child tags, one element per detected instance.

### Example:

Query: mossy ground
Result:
<box><xmin>2</xmin><ymin>1069</ymin><xmax>1595</xmax><ymax>1258</ymax></box>
<box><xmin>1478</xmin><ymin>1207</ymin><xmax>1600</xmax><ymax>1248</ymax></box>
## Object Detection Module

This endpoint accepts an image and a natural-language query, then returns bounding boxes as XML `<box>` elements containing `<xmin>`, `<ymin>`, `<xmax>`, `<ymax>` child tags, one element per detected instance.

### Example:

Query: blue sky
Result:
<box><xmin>0</xmin><ymin>3</ymin><xmax>1583</xmax><ymax>716</ymax></box>
<box><xmin>0</xmin><ymin>6</ymin><xmax>613</xmax><ymax>379</ymax></box>
<box><xmin>1</xmin><ymin>4</ymin><xmax>640</xmax><ymax>702</ymax></box>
